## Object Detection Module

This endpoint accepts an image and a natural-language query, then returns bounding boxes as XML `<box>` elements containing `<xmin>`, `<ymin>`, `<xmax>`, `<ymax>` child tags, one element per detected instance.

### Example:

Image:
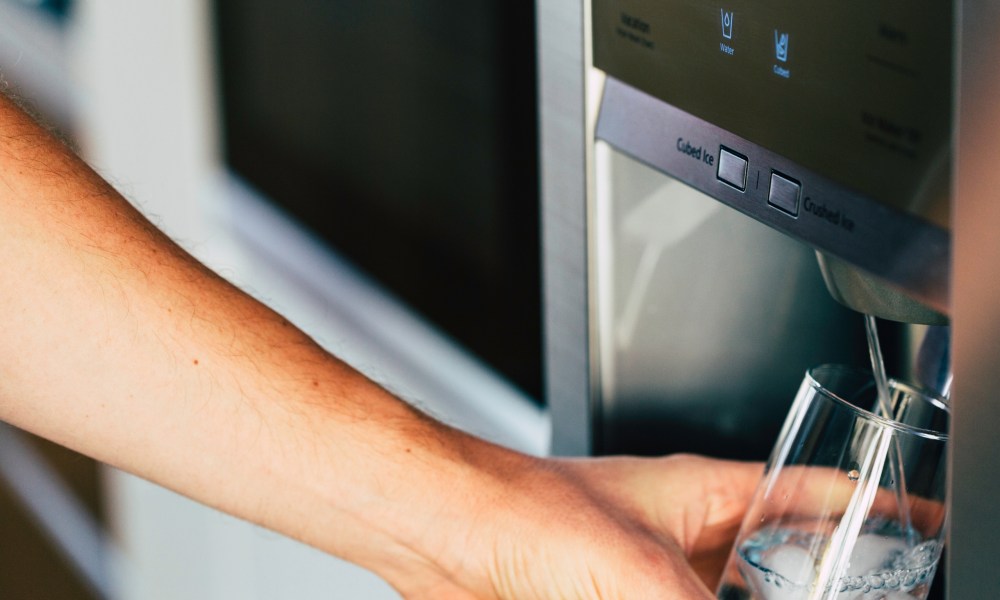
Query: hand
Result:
<box><xmin>380</xmin><ymin>452</ymin><xmax>763</xmax><ymax>600</ymax></box>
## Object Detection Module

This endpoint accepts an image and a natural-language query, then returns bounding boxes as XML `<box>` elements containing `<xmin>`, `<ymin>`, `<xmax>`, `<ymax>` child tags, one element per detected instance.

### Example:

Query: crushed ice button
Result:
<box><xmin>768</xmin><ymin>171</ymin><xmax>801</xmax><ymax>216</ymax></box>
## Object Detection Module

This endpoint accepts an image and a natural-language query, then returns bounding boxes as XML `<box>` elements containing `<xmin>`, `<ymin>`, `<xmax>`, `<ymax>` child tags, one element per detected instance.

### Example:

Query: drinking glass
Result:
<box><xmin>716</xmin><ymin>364</ymin><xmax>950</xmax><ymax>600</ymax></box>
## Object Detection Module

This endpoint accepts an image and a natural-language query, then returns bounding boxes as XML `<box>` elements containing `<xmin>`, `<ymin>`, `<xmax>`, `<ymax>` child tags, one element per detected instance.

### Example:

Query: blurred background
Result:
<box><xmin>0</xmin><ymin>1</ymin><xmax>548</xmax><ymax>597</ymax></box>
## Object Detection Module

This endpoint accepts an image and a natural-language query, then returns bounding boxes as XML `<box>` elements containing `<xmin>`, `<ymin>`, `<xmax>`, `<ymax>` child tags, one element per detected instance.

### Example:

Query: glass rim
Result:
<box><xmin>806</xmin><ymin>364</ymin><xmax>950</xmax><ymax>441</ymax></box>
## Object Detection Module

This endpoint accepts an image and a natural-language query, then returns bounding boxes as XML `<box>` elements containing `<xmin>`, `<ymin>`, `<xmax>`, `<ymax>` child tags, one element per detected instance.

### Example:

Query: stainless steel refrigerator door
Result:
<box><xmin>590</xmin><ymin>139</ymin><xmax>865</xmax><ymax>457</ymax></box>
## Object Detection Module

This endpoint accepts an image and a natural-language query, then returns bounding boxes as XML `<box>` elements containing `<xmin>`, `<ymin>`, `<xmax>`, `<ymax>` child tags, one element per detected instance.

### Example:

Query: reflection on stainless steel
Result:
<box><xmin>915</xmin><ymin>325</ymin><xmax>952</xmax><ymax>402</ymax></box>
<box><xmin>949</xmin><ymin>1</ymin><xmax>1000</xmax><ymax>595</ymax></box>
<box><xmin>537</xmin><ymin>0</ymin><xmax>593</xmax><ymax>455</ymax></box>
<box><xmin>613</xmin><ymin>178</ymin><xmax>720</xmax><ymax>349</ymax></box>
<box><xmin>595</xmin><ymin>143</ymin><xmax>864</xmax><ymax>457</ymax></box>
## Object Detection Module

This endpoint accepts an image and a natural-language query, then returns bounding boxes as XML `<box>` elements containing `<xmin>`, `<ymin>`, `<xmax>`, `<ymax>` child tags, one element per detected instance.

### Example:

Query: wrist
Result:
<box><xmin>345</xmin><ymin>415</ymin><xmax>536</xmax><ymax>594</ymax></box>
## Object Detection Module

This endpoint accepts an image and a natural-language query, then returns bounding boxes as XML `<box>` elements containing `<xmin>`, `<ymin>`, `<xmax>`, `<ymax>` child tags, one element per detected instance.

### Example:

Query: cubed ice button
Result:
<box><xmin>717</xmin><ymin>147</ymin><xmax>748</xmax><ymax>191</ymax></box>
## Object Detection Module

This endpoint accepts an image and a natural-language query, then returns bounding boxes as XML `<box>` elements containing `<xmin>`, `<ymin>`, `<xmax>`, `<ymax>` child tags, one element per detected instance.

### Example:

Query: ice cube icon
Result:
<box><xmin>721</xmin><ymin>9</ymin><xmax>734</xmax><ymax>39</ymax></box>
<box><xmin>775</xmin><ymin>30</ymin><xmax>789</xmax><ymax>62</ymax></box>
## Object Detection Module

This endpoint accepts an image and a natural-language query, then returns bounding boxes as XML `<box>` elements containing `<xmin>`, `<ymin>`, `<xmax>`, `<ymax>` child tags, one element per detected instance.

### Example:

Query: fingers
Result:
<box><xmin>753</xmin><ymin>464</ymin><xmax>946</xmax><ymax>538</ymax></box>
<box><xmin>511</xmin><ymin>455</ymin><xmax>743</xmax><ymax>600</ymax></box>
<box><xmin>687</xmin><ymin>455</ymin><xmax>766</xmax><ymax>529</ymax></box>
<box><xmin>660</xmin><ymin>456</ymin><xmax>763</xmax><ymax>590</ymax></box>
<box><xmin>550</xmin><ymin>454</ymin><xmax>765</xmax><ymax>593</ymax></box>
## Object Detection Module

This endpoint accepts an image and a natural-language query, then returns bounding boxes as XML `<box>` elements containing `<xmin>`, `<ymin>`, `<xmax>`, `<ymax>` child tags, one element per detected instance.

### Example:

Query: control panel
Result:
<box><xmin>595</xmin><ymin>77</ymin><xmax>948</xmax><ymax>312</ymax></box>
<box><xmin>592</xmin><ymin>0</ymin><xmax>952</xmax><ymax>227</ymax></box>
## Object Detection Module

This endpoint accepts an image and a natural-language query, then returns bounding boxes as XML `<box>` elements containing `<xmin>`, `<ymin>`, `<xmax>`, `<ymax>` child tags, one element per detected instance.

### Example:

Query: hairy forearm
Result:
<box><xmin>0</xmin><ymin>93</ymin><xmax>518</xmax><ymax>582</ymax></box>
<box><xmin>0</xmin><ymin>93</ymin><xmax>767</xmax><ymax>600</ymax></box>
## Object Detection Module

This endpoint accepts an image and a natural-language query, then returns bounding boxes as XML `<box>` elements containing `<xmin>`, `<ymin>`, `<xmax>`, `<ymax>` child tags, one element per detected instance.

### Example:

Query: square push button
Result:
<box><xmin>768</xmin><ymin>171</ymin><xmax>801</xmax><ymax>216</ymax></box>
<box><xmin>717</xmin><ymin>147</ymin><xmax>748</xmax><ymax>191</ymax></box>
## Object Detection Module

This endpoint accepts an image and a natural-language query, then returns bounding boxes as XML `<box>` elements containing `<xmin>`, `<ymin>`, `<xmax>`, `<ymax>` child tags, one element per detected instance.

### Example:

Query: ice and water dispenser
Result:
<box><xmin>539</xmin><ymin>0</ymin><xmax>1000</xmax><ymax>596</ymax></box>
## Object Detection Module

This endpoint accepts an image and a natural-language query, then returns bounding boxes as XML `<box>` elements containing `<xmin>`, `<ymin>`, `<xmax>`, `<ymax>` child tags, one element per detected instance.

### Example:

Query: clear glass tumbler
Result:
<box><xmin>716</xmin><ymin>364</ymin><xmax>949</xmax><ymax>600</ymax></box>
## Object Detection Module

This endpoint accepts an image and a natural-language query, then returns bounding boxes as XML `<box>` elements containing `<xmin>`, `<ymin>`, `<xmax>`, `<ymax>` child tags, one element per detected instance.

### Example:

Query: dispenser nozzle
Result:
<box><xmin>817</xmin><ymin>252</ymin><xmax>949</xmax><ymax>325</ymax></box>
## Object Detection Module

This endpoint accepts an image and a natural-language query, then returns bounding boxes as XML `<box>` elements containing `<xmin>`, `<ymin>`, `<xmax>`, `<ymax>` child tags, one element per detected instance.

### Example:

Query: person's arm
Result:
<box><xmin>0</xmin><ymin>93</ymin><xmax>760</xmax><ymax>599</ymax></box>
